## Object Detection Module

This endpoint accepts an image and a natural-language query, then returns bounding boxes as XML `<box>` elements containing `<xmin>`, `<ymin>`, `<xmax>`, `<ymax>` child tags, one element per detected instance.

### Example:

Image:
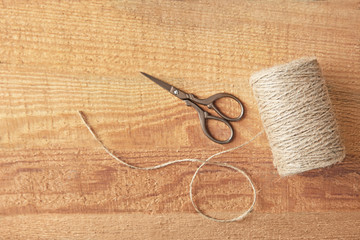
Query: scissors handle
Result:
<box><xmin>188</xmin><ymin>93</ymin><xmax>244</xmax><ymax>122</ymax></box>
<box><xmin>184</xmin><ymin>100</ymin><xmax>234</xmax><ymax>144</ymax></box>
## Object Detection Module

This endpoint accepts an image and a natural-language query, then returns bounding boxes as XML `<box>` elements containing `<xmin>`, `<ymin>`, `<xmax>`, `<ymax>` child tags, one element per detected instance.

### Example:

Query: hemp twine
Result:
<box><xmin>78</xmin><ymin>111</ymin><xmax>264</xmax><ymax>223</ymax></box>
<box><xmin>250</xmin><ymin>57</ymin><xmax>346</xmax><ymax>176</ymax></box>
<box><xmin>77</xmin><ymin>57</ymin><xmax>345</xmax><ymax>222</ymax></box>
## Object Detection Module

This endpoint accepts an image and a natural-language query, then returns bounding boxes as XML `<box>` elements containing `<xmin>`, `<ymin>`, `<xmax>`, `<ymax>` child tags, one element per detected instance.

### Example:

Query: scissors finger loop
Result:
<box><xmin>185</xmin><ymin>100</ymin><xmax>234</xmax><ymax>144</ymax></box>
<box><xmin>190</xmin><ymin>93</ymin><xmax>244</xmax><ymax>122</ymax></box>
<box><xmin>202</xmin><ymin>114</ymin><xmax>234</xmax><ymax>144</ymax></box>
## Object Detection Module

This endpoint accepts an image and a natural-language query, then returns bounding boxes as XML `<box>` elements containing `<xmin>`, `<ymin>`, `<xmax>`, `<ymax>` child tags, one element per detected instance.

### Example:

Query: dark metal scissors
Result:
<box><xmin>140</xmin><ymin>72</ymin><xmax>244</xmax><ymax>144</ymax></box>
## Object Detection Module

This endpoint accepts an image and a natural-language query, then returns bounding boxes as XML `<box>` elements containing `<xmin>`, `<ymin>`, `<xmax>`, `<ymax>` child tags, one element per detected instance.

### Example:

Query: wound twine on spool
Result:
<box><xmin>250</xmin><ymin>57</ymin><xmax>346</xmax><ymax>176</ymax></box>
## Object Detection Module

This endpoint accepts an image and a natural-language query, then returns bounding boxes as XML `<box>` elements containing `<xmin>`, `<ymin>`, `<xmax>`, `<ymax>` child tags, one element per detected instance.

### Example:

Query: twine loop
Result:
<box><xmin>78</xmin><ymin>111</ymin><xmax>263</xmax><ymax>222</ymax></box>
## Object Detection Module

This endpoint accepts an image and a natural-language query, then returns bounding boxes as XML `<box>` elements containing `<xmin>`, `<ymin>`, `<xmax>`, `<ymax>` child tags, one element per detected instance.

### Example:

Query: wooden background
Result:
<box><xmin>1</xmin><ymin>0</ymin><xmax>360</xmax><ymax>239</ymax></box>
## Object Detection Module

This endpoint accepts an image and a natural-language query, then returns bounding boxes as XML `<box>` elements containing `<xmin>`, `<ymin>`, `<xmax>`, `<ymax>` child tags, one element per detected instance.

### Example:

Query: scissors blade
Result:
<box><xmin>140</xmin><ymin>72</ymin><xmax>172</xmax><ymax>92</ymax></box>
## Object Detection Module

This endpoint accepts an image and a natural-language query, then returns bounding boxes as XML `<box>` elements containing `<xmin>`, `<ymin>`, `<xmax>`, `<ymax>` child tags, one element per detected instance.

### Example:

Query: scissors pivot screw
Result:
<box><xmin>173</xmin><ymin>89</ymin><xmax>179</xmax><ymax>95</ymax></box>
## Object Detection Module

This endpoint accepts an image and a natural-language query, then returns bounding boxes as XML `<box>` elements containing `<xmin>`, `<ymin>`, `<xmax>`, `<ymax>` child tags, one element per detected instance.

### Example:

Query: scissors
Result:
<box><xmin>140</xmin><ymin>72</ymin><xmax>244</xmax><ymax>144</ymax></box>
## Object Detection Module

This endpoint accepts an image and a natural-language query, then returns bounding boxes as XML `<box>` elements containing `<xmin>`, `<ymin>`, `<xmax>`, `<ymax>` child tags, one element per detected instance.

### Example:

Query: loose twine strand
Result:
<box><xmin>78</xmin><ymin>111</ymin><xmax>264</xmax><ymax>222</ymax></box>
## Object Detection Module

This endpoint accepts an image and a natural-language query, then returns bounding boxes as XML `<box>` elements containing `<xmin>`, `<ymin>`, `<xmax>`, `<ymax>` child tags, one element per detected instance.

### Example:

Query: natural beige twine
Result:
<box><xmin>250</xmin><ymin>57</ymin><xmax>346</xmax><ymax>176</ymax></box>
<box><xmin>78</xmin><ymin>111</ymin><xmax>264</xmax><ymax>223</ymax></box>
<box><xmin>77</xmin><ymin>57</ymin><xmax>345</xmax><ymax>222</ymax></box>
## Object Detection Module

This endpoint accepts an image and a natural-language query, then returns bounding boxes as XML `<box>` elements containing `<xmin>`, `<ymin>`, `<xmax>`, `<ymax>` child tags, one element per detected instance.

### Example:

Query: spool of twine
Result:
<box><xmin>250</xmin><ymin>57</ymin><xmax>345</xmax><ymax>176</ymax></box>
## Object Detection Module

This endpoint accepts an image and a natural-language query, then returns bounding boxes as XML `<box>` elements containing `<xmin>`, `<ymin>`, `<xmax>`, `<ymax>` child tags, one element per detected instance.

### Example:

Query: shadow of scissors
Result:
<box><xmin>141</xmin><ymin>72</ymin><xmax>244</xmax><ymax>144</ymax></box>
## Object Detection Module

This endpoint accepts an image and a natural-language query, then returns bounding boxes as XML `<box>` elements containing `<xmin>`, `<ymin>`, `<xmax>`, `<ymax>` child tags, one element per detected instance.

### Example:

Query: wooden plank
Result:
<box><xmin>2</xmin><ymin>213</ymin><xmax>360</xmax><ymax>240</ymax></box>
<box><xmin>0</xmin><ymin>0</ymin><xmax>359</xmax><ymax>239</ymax></box>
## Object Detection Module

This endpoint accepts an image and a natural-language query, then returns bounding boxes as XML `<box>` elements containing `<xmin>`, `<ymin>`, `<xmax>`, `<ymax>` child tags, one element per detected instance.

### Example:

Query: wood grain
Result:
<box><xmin>0</xmin><ymin>0</ymin><xmax>359</xmax><ymax>239</ymax></box>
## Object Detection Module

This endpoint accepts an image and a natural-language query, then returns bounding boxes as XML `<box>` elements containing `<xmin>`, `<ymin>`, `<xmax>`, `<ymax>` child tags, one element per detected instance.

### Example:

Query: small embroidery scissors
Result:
<box><xmin>141</xmin><ymin>72</ymin><xmax>244</xmax><ymax>144</ymax></box>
